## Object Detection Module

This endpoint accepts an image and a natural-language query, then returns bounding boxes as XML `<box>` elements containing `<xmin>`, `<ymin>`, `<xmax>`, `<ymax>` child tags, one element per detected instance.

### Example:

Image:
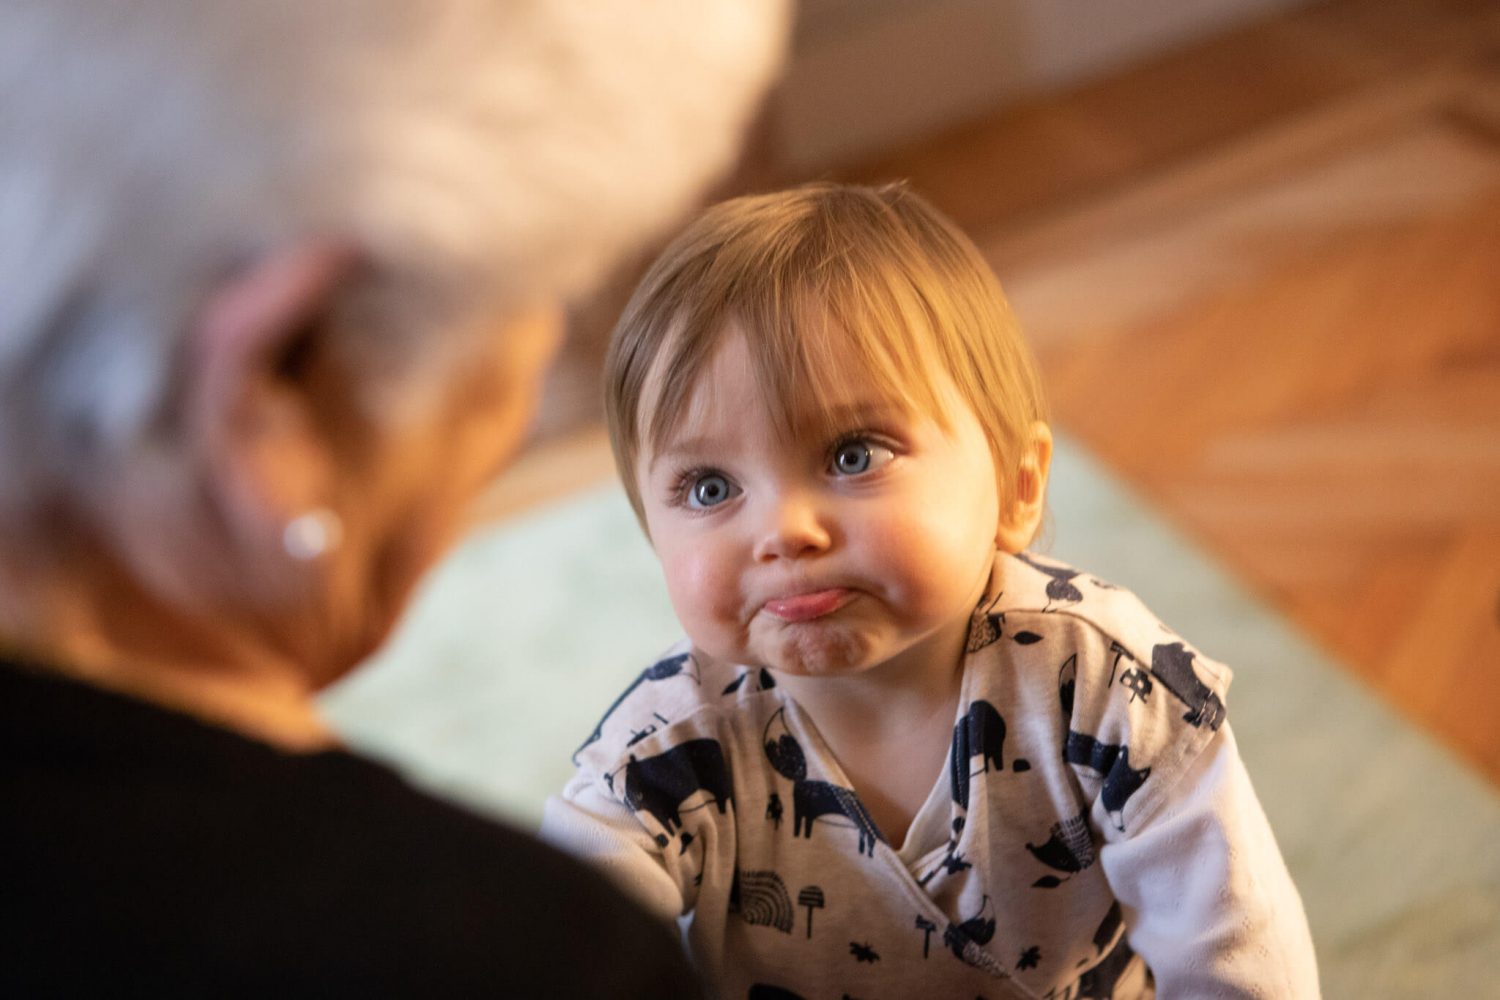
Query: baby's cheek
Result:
<box><xmin>886</xmin><ymin>510</ymin><xmax>992</xmax><ymax>609</ymax></box>
<box><xmin>661</xmin><ymin>549</ymin><xmax>740</xmax><ymax>630</ymax></box>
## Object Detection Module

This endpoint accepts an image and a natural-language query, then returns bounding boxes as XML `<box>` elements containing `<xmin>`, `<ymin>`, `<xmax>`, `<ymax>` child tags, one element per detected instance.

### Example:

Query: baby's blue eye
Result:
<box><xmin>834</xmin><ymin>443</ymin><xmax>871</xmax><ymax>475</ymax></box>
<box><xmin>688</xmin><ymin>473</ymin><xmax>736</xmax><ymax>509</ymax></box>
<box><xmin>831</xmin><ymin>439</ymin><xmax>893</xmax><ymax>476</ymax></box>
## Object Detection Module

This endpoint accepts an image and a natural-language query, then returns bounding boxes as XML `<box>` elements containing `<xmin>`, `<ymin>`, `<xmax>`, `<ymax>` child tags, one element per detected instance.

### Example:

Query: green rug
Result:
<box><xmin>322</xmin><ymin>434</ymin><xmax>1500</xmax><ymax>997</ymax></box>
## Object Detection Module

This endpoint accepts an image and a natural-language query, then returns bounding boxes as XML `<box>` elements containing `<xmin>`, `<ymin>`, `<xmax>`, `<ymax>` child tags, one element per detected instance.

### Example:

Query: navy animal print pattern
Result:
<box><xmin>1063</xmin><ymin>733</ymin><xmax>1152</xmax><ymax>832</ymax></box>
<box><xmin>558</xmin><ymin>552</ymin><xmax>1234</xmax><ymax>998</ymax></box>
<box><xmin>1015</xmin><ymin>552</ymin><xmax>1086</xmax><ymax>608</ymax></box>
<box><xmin>730</xmin><ymin>868</ymin><xmax>795</xmax><ymax>934</ymax></box>
<box><xmin>1047</xmin><ymin>933</ymin><xmax>1140</xmax><ymax>999</ymax></box>
<box><xmin>949</xmin><ymin>700</ymin><xmax>1007</xmax><ymax>811</ymax></box>
<box><xmin>620</xmin><ymin>738</ymin><xmax>733</xmax><ymax>844</ymax></box>
<box><xmin>764</xmin><ymin>709</ymin><xmax>884</xmax><ymax>857</ymax></box>
<box><xmin>966</xmin><ymin>591</ymin><xmax>1047</xmax><ymax>652</ymax></box>
<box><xmin>917</xmin><ymin>842</ymin><xmax>973</xmax><ymax>887</ymax></box>
<box><xmin>1026</xmin><ymin>810</ymin><xmax>1097</xmax><ymax>887</ymax></box>
<box><xmin>943</xmin><ymin>893</ymin><xmax>997</xmax><ymax>959</ymax></box>
<box><xmin>1149</xmin><ymin>641</ymin><xmax>1226</xmax><ymax>730</ymax></box>
<box><xmin>574</xmin><ymin>652</ymin><xmax>699</xmax><ymax>762</ymax></box>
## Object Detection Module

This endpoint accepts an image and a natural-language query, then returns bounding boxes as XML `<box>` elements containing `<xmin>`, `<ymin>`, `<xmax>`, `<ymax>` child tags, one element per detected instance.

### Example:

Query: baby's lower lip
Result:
<box><xmin>763</xmin><ymin>589</ymin><xmax>852</xmax><ymax>622</ymax></box>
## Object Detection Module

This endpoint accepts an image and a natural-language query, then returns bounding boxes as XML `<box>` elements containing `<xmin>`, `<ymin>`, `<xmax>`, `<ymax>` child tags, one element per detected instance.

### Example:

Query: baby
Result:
<box><xmin>542</xmin><ymin>183</ymin><xmax>1319</xmax><ymax>998</ymax></box>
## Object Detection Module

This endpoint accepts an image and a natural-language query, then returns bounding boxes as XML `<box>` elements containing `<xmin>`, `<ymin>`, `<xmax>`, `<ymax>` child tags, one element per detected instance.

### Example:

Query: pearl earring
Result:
<box><xmin>283</xmin><ymin>508</ymin><xmax>344</xmax><ymax>560</ymax></box>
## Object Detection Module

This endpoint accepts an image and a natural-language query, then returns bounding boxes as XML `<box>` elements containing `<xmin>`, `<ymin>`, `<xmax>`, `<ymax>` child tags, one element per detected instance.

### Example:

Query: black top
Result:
<box><xmin>0</xmin><ymin>656</ymin><xmax>700</xmax><ymax>998</ymax></box>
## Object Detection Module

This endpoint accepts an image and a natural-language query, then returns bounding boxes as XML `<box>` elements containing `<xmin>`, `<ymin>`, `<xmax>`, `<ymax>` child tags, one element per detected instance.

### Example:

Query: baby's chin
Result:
<box><xmin>689</xmin><ymin>622</ymin><xmax>879</xmax><ymax>678</ymax></box>
<box><xmin>753</xmin><ymin>627</ymin><xmax>875</xmax><ymax>678</ymax></box>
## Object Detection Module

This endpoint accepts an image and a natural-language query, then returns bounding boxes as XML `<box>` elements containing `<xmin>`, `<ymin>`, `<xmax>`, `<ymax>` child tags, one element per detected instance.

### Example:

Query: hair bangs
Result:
<box><xmin>638</xmin><ymin>231</ymin><xmax>954</xmax><ymax>466</ymax></box>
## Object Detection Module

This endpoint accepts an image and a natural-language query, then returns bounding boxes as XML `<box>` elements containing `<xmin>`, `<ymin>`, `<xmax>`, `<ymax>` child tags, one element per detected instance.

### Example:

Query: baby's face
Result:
<box><xmin>635</xmin><ymin>329</ymin><xmax>1003</xmax><ymax>682</ymax></box>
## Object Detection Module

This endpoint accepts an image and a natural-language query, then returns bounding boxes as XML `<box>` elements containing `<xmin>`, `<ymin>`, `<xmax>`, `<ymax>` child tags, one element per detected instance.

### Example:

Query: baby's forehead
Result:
<box><xmin>634</xmin><ymin>308</ymin><xmax>965</xmax><ymax>460</ymax></box>
<box><xmin>674</xmin><ymin>381</ymin><xmax>916</xmax><ymax>437</ymax></box>
<box><xmin>646</xmin><ymin>355</ymin><xmax>942</xmax><ymax>457</ymax></box>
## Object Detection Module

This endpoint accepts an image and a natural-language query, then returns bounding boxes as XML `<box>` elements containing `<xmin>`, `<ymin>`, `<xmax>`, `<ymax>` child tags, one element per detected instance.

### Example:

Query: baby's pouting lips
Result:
<box><xmin>761</xmin><ymin>588</ymin><xmax>853</xmax><ymax>623</ymax></box>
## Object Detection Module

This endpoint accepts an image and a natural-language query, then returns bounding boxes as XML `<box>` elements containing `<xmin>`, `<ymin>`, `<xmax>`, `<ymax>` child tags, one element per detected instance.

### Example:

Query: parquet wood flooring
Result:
<box><xmin>936</xmin><ymin>30</ymin><xmax>1500</xmax><ymax>783</ymax></box>
<box><xmin>844</xmin><ymin>0</ymin><xmax>1500</xmax><ymax>236</ymax></box>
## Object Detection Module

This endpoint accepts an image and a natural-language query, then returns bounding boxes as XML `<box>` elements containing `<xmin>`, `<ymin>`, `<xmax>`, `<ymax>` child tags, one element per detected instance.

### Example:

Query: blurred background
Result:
<box><xmin>323</xmin><ymin>0</ymin><xmax>1500</xmax><ymax>994</ymax></box>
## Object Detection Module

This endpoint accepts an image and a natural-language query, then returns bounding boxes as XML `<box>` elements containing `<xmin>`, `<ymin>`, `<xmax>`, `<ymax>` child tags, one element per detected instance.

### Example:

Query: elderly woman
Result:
<box><xmin>0</xmin><ymin>1</ymin><xmax>785</xmax><ymax>993</ymax></box>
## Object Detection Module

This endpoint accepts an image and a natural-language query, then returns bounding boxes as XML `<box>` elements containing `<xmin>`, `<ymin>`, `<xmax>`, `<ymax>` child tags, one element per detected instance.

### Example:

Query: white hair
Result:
<box><xmin>0</xmin><ymin>0</ymin><xmax>787</xmax><ymax>527</ymax></box>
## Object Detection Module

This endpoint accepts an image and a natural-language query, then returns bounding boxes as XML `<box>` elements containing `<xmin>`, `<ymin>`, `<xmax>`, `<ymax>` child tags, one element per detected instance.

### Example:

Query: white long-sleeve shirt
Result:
<box><xmin>543</xmin><ymin>552</ymin><xmax>1320</xmax><ymax>998</ymax></box>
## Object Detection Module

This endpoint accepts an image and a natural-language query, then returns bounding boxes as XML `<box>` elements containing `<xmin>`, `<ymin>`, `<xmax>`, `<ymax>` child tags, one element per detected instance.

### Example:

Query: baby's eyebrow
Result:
<box><xmin>816</xmin><ymin>400</ymin><xmax>908</xmax><ymax>426</ymax></box>
<box><xmin>647</xmin><ymin>434</ymin><xmax>717</xmax><ymax>473</ymax></box>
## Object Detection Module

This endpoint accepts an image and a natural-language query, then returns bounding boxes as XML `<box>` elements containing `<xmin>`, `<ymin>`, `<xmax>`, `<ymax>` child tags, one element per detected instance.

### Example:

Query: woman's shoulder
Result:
<box><xmin>0</xmin><ymin>662</ymin><xmax>696</xmax><ymax>997</ymax></box>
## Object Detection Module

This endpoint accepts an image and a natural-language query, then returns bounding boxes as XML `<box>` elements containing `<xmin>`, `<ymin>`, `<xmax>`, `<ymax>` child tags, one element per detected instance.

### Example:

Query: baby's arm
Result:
<box><xmin>541</xmin><ymin>773</ymin><xmax>688</xmax><ymax>922</ymax></box>
<box><xmin>1099</xmin><ymin>723</ymin><xmax>1319</xmax><ymax>998</ymax></box>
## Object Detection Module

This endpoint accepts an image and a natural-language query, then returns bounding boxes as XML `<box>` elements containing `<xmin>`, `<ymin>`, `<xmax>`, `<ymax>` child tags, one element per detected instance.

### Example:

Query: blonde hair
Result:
<box><xmin>605</xmin><ymin>182</ymin><xmax>1047</xmax><ymax>524</ymax></box>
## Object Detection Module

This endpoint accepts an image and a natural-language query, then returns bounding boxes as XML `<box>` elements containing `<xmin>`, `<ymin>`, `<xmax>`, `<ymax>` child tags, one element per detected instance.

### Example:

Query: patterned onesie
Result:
<box><xmin>543</xmin><ymin>552</ymin><xmax>1319</xmax><ymax>998</ymax></box>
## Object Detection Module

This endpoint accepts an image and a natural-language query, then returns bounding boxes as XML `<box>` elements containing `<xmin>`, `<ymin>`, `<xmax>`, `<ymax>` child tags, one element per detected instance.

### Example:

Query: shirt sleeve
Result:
<box><xmin>1097</xmin><ymin>722</ymin><xmax>1320</xmax><ymax>998</ymax></box>
<box><xmin>540</xmin><ymin>770</ymin><xmax>689</xmax><ymax>923</ymax></box>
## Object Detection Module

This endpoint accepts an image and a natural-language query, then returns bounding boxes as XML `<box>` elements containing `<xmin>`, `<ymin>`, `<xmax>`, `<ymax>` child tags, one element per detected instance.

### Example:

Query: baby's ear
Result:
<box><xmin>996</xmin><ymin>422</ymin><xmax>1053</xmax><ymax>553</ymax></box>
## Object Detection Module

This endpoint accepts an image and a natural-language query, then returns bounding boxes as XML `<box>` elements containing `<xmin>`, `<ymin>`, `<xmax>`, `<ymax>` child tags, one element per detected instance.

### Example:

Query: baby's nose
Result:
<box><xmin>752</xmin><ymin>491</ymin><xmax>832</xmax><ymax>562</ymax></box>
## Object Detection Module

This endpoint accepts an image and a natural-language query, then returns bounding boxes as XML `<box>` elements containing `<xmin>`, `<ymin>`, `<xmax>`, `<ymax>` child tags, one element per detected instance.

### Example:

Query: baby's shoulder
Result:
<box><xmin>569</xmin><ymin>639</ymin><xmax>778</xmax><ymax>776</ymax></box>
<box><xmin>987</xmin><ymin>551</ymin><xmax>1230</xmax><ymax>723</ymax></box>
<box><xmin>970</xmin><ymin>553</ymin><xmax>1233</xmax><ymax>830</ymax></box>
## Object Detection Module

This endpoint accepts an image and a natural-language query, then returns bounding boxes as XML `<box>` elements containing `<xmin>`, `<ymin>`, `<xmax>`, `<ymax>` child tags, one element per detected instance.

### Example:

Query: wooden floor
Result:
<box><xmin>490</xmin><ymin>0</ymin><xmax>1500</xmax><ymax>787</ymax></box>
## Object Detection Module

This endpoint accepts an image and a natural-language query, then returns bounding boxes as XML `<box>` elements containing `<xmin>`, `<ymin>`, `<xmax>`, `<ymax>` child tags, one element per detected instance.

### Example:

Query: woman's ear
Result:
<box><xmin>184</xmin><ymin>241</ymin><xmax>358</xmax><ymax>570</ymax></box>
<box><xmin>996</xmin><ymin>421</ymin><xmax>1053</xmax><ymax>554</ymax></box>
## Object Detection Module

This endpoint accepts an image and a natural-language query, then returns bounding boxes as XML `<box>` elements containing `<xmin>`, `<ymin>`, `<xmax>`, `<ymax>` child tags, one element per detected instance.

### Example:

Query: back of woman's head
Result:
<box><xmin>0</xmin><ymin>0</ymin><xmax>785</xmax><ymax>538</ymax></box>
